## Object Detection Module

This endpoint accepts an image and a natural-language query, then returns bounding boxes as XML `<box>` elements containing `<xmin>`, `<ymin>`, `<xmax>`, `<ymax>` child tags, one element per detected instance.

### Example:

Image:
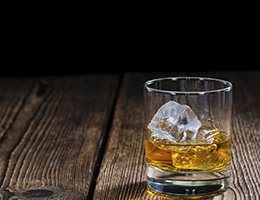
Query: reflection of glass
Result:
<box><xmin>144</xmin><ymin>77</ymin><xmax>233</xmax><ymax>197</ymax></box>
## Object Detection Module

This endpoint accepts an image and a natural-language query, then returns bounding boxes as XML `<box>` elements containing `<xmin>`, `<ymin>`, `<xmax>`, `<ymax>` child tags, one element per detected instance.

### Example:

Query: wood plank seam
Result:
<box><xmin>0</xmin><ymin>75</ymin><xmax>121</xmax><ymax>199</ymax></box>
<box><xmin>86</xmin><ymin>74</ymin><xmax>123</xmax><ymax>200</ymax></box>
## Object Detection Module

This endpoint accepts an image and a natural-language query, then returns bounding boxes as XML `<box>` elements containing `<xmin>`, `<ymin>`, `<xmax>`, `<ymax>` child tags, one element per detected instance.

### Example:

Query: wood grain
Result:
<box><xmin>0</xmin><ymin>75</ymin><xmax>120</xmax><ymax>199</ymax></box>
<box><xmin>93</xmin><ymin>73</ymin><xmax>147</xmax><ymax>200</ymax></box>
<box><xmin>0</xmin><ymin>71</ymin><xmax>259</xmax><ymax>200</ymax></box>
<box><xmin>93</xmin><ymin>71</ymin><xmax>260</xmax><ymax>200</ymax></box>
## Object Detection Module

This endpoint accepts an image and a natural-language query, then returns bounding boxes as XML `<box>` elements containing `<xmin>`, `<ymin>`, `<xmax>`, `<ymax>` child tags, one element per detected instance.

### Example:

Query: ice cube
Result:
<box><xmin>196</xmin><ymin>126</ymin><xmax>227</xmax><ymax>143</ymax></box>
<box><xmin>148</xmin><ymin>101</ymin><xmax>201</xmax><ymax>143</ymax></box>
<box><xmin>171</xmin><ymin>143</ymin><xmax>218</xmax><ymax>170</ymax></box>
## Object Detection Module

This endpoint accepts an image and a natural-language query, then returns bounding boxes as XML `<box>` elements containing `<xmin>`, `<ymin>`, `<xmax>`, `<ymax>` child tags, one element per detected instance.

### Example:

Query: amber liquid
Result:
<box><xmin>145</xmin><ymin>126</ymin><xmax>231</xmax><ymax>172</ymax></box>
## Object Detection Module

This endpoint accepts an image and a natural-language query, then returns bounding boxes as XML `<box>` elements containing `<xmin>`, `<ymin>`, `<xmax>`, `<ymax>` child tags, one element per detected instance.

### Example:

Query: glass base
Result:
<box><xmin>146</xmin><ymin>165</ymin><xmax>230</xmax><ymax>197</ymax></box>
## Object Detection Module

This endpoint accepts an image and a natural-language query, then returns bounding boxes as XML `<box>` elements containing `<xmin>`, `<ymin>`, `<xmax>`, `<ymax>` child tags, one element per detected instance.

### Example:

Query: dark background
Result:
<box><xmin>2</xmin><ymin>9</ymin><xmax>259</xmax><ymax>77</ymax></box>
<box><xmin>2</xmin><ymin>36</ymin><xmax>258</xmax><ymax>77</ymax></box>
<box><xmin>2</xmin><ymin>48</ymin><xmax>257</xmax><ymax>77</ymax></box>
<box><xmin>3</xmin><ymin>29</ymin><xmax>258</xmax><ymax>77</ymax></box>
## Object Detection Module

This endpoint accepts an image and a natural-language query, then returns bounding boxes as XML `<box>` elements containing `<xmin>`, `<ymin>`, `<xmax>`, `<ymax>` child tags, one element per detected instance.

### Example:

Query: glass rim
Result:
<box><xmin>144</xmin><ymin>76</ymin><xmax>233</xmax><ymax>95</ymax></box>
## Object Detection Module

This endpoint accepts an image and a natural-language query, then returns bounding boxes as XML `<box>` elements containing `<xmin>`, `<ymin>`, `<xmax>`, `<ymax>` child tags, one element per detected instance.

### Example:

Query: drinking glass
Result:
<box><xmin>143</xmin><ymin>77</ymin><xmax>232</xmax><ymax>197</ymax></box>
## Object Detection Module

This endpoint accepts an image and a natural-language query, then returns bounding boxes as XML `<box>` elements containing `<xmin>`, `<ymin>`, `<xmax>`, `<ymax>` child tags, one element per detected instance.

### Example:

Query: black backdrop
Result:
<box><xmin>2</xmin><ymin>28</ymin><xmax>258</xmax><ymax>77</ymax></box>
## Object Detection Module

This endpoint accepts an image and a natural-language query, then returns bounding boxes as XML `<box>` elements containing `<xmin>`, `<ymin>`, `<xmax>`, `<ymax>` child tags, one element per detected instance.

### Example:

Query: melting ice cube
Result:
<box><xmin>148</xmin><ymin>101</ymin><xmax>202</xmax><ymax>143</ymax></box>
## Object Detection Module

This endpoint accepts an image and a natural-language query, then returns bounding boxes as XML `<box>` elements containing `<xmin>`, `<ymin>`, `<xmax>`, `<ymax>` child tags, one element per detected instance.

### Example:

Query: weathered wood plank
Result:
<box><xmin>93</xmin><ymin>71</ymin><xmax>260</xmax><ymax>200</ymax></box>
<box><xmin>93</xmin><ymin>73</ymin><xmax>147</xmax><ymax>200</ymax></box>
<box><xmin>0</xmin><ymin>75</ymin><xmax>120</xmax><ymax>199</ymax></box>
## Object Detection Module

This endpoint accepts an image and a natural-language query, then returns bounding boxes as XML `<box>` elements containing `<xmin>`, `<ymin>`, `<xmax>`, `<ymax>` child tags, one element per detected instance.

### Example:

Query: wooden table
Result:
<box><xmin>0</xmin><ymin>71</ymin><xmax>259</xmax><ymax>200</ymax></box>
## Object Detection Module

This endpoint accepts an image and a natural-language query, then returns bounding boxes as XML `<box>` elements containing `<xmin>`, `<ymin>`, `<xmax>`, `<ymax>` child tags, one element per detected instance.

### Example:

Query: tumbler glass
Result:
<box><xmin>143</xmin><ymin>77</ymin><xmax>232</xmax><ymax>197</ymax></box>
